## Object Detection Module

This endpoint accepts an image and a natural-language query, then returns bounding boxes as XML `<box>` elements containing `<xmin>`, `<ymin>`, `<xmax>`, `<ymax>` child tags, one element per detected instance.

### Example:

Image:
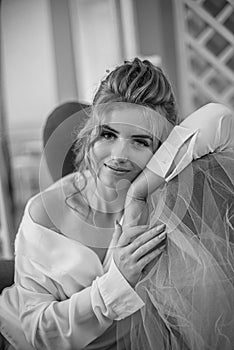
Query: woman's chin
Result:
<box><xmin>97</xmin><ymin>175</ymin><xmax>132</xmax><ymax>192</ymax></box>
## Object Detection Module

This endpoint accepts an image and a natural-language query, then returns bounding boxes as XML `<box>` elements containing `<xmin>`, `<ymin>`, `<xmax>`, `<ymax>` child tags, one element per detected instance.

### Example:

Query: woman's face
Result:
<box><xmin>91</xmin><ymin>104</ymin><xmax>156</xmax><ymax>189</ymax></box>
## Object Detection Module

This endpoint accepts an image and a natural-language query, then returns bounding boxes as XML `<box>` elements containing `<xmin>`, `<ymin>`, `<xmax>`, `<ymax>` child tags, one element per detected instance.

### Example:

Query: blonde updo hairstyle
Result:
<box><xmin>73</xmin><ymin>58</ymin><xmax>178</xmax><ymax>176</ymax></box>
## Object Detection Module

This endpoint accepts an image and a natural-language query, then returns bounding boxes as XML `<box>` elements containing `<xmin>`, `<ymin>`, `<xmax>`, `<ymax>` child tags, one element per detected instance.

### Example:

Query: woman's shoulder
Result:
<box><xmin>27</xmin><ymin>173</ymin><xmax>78</xmax><ymax>231</ymax></box>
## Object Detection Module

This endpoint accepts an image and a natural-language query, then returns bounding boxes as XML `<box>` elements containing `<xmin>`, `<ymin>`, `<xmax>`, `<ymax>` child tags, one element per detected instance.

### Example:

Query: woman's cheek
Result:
<box><xmin>92</xmin><ymin>141</ymin><xmax>108</xmax><ymax>162</ymax></box>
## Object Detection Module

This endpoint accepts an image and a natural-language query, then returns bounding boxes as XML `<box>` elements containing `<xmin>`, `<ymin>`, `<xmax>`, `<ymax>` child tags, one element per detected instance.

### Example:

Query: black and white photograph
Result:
<box><xmin>0</xmin><ymin>1</ymin><xmax>234</xmax><ymax>349</ymax></box>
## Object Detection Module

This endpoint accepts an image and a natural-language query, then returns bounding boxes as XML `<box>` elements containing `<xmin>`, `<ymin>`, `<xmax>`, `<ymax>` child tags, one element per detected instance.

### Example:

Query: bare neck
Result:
<box><xmin>85</xmin><ymin>176</ymin><xmax>128</xmax><ymax>215</ymax></box>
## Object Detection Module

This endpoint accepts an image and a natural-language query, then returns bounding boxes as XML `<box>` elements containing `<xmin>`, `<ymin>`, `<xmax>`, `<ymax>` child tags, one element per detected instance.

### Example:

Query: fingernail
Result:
<box><xmin>158</xmin><ymin>232</ymin><xmax>167</xmax><ymax>239</ymax></box>
<box><xmin>157</xmin><ymin>223</ymin><xmax>166</xmax><ymax>231</ymax></box>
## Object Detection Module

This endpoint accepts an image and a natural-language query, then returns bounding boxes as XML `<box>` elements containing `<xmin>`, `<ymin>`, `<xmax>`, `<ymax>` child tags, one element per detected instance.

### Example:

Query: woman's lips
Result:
<box><xmin>104</xmin><ymin>164</ymin><xmax>130</xmax><ymax>173</ymax></box>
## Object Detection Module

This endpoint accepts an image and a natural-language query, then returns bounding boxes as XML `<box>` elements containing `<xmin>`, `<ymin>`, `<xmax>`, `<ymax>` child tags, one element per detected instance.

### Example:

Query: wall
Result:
<box><xmin>50</xmin><ymin>0</ymin><xmax>78</xmax><ymax>102</ymax></box>
<box><xmin>1</xmin><ymin>0</ymin><xmax>58</xmax><ymax>139</ymax></box>
<box><xmin>135</xmin><ymin>0</ymin><xmax>180</xmax><ymax>108</ymax></box>
<box><xmin>69</xmin><ymin>0</ymin><xmax>124</xmax><ymax>103</ymax></box>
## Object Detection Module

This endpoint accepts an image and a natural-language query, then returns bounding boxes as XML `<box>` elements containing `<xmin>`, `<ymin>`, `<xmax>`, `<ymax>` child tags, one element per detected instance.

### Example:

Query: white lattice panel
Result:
<box><xmin>174</xmin><ymin>0</ymin><xmax>234</xmax><ymax>116</ymax></box>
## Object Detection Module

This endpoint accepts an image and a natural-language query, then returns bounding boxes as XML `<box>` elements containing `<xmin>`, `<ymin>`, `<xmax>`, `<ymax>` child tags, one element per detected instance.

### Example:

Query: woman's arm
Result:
<box><xmin>16</xmin><ymin>252</ymin><xmax>143</xmax><ymax>350</ymax></box>
<box><xmin>16</xmin><ymin>193</ymin><xmax>168</xmax><ymax>349</ymax></box>
<box><xmin>124</xmin><ymin>103</ymin><xmax>234</xmax><ymax>225</ymax></box>
<box><xmin>14</xmin><ymin>203</ymin><xmax>145</xmax><ymax>350</ymax></box>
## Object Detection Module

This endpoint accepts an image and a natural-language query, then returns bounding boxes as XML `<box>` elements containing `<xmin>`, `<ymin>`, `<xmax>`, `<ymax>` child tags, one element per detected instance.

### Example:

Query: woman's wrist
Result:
<box><xmin>128</xmin><ymin>168</ymin><xmax>165</xmax><ymax>200</ymax></box>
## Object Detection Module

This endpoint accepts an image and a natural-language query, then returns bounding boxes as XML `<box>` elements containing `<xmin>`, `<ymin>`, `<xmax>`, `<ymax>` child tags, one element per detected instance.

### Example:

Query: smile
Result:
<box><xmin>104</xmin><ymin>164</ymin><xmax>130</xmax><ymax>173</ymax></box>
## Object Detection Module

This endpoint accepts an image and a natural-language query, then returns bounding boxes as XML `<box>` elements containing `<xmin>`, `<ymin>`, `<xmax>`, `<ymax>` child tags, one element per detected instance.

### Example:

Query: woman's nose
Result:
<box><xmin>111</xmin><ymin>139</ymin><xmax>128</xmax><ymax>162</ymax></box>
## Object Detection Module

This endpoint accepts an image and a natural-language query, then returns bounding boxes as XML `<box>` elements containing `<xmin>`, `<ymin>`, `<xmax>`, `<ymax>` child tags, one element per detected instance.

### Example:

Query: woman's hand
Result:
<box><xmin>123</xmin><ymin>168</ymin><xmax>165</xmax><ymax>226</ymax></box>
<box><xmin>112</xmin><ymin>221</ymin><xmax>167</xmax><ymax>287</ymax></box>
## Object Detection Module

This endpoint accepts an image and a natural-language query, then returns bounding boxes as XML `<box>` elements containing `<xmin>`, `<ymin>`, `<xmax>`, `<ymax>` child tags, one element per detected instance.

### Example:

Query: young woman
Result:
<box><xmin>0</xmin><ymin>58</ymin><xmax>233</xmax><ymax>350</ymax></box>
<box><xmin>0</xmin><ymin>58</ymin><xmax>176</xmax><ymax>350</ymax></box>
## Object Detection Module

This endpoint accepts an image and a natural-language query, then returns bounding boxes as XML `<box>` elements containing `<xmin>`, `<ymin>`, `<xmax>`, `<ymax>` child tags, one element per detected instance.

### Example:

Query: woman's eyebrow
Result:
<box><xmin>102</xmin><ymin>124</ymin><xmax>119</xmax><ymax>134</ymax></box>
<box><xmin>131</xmin><ymin>134</ymin><xmax>153</xmax><ymax>141</ymax></box>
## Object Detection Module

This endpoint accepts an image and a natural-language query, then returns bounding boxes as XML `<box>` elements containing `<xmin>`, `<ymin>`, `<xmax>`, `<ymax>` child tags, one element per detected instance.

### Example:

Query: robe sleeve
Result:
<box><xmin>146</xmin><ymin>103</ymin><xmax>234</xmax><ymax>182</ymax></box>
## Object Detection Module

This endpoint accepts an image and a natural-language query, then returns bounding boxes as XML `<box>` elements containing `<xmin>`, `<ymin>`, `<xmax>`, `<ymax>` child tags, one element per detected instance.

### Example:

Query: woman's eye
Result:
<box><xmin>133</xmin><ymin>139</ymin><xmax>150</xmax><ymax>147</ymax></box>
<box><xmin>100</xmin><ymin>131</ymin><xmax>116</xmax><ymax>140</ymax></box>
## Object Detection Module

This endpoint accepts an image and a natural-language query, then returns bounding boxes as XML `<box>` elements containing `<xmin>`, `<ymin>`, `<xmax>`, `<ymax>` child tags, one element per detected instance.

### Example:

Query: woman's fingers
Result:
<box><xmin>137</xmin><ymin>243</ymin><xmax>166</xmax><ymax>271</ymax></box>
<box><xmin>132</xmin><ymin>230</ymin><xmax>166</xmax><ymax>260</ymax></box>
<box><xmin>118</xmin><ymin>222</ymin><xmax>166</xmax><ymax>247</ymax></box>
<box><xmin>113</xmin><ymin>222</ymin><xmax>167</xmax><ymax>287</ymax></box>
<box><xmin>118</xmin><ymin>223</ymin><xmax>149</xmax><ymax>246</ymax></box>
<box><xmin>131</xmin><ymin>223</ymin><xmax>166</xmax><ymax>250</ymax></box>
